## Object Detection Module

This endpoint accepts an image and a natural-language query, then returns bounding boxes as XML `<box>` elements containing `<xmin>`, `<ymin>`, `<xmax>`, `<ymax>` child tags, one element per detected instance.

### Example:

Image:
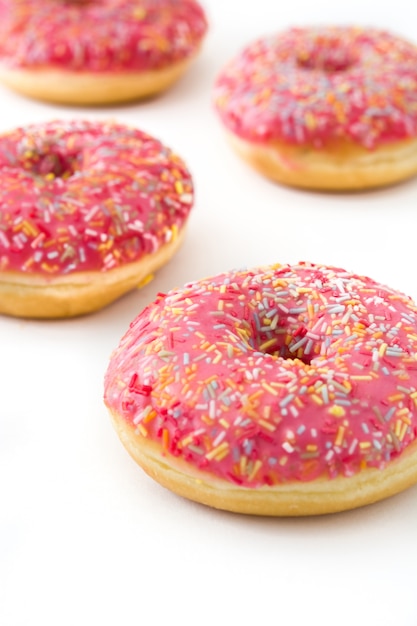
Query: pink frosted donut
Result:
<box><xmin>104</xmin><ymin>262</ymin><xmax>417</xmax><ymax>516</ymax></box>
<box><xmin>214</xmin><ymin>26</ymin><xmax>417</xmax><ymax>190</ymax></box>
<box><xmin>0</xmin><ymin>119</ymin><xmax>194</xmax><ymax>319</ymax></box>
<box><xmin>0</xmin><ymin>0</ymin><xmax>208</xmax><ymax>104</ymax></box>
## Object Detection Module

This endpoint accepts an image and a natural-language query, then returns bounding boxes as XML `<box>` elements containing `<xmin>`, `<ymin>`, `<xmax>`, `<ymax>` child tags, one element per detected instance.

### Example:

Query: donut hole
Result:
<box><xmin>251</xmin><ymin>324</ymin><xmax>315</xmax><ymax>365</ymax></box>
<box><xmin>238</xmin><ymin>304</ymin><xmax>317</xmax><ymax>365</ymax></box>
<box><xmin>295</xmin><ymin>36</ymin><xmax>358</xmax><ymax>72</ymax></box>
<box><xmin>22</xmin><ymin>150</ymin><xmax>79</xmax><ymax>180</ymax></box>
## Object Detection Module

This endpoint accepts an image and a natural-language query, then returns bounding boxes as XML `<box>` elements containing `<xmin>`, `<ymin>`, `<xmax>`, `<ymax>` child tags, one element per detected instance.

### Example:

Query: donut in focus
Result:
<box><xmin>0</xmin><ymin>119</ymin><xmax>194</xmax><ymax>318</ymax></box>
<box><xmin>104</xmin><ymin>262</ymin><xmax>417</xmax><ymax>516</ymax></box>
<box><xmin>214</xmin><ymin>27</ymin><xmax>417</xmax><ymax>190</ymax></box>
<box><xmin>0</xmin><ymin>0</ymin><xmax>208</xmax><ymax>105</ymax></box>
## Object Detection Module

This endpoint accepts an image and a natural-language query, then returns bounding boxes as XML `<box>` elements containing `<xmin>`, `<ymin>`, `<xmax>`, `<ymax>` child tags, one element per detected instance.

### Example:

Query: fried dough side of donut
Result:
<box><xmin>227</xmin><ymin>134</ymin><xmax>417</xmax><ymax>191</ymax></box>
<box><xmin>0</xmin><ymin>228</ymin><xmax>187</xmax><ymax>319</ymax></box>
<box><xmin>0</xmin><ymin>56</ymin><xmax>199</xmax><ymax>105</ymax></box>
<box><xmin>110</xmin><ymin>410</ymin><xmax>417</xmax><ymax>516</ymax></box>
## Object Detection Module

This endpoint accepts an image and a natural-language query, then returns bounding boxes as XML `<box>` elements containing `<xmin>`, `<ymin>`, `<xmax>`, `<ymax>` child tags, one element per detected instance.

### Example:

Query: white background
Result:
<box><xmin>1</xmin><ymin>1</ymin><xmax>417</xmax><ymax>624</ymax></box>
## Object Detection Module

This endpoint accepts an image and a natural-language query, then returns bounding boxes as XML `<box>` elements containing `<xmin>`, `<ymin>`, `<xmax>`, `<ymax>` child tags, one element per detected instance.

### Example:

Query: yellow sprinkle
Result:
<box><xmin>215</xmin><ymin>447</ymin><xmax>230</xmax><ymax>462</ymax></box>
<box><xmin>20</xmin><ymin>220</ymin><xmax>39</xmax><ymax>237</ymax></box>
<box><xmin>378</xmin><ymin>342</ymin><xmax>388</xmax><ymax>357</ymax></box>
<box><xmin>170</xmin><ymin>223</ymin><xmax>178</xmax><ymax>241</ymax></box>
<box><xmin>310</xmin><ymin>394</ymin><xmax>324</xmax><ymax>406</ymax></box>
<box><xmin>394</xmin><ymin>420</ymin><xmax>402</xmax><ymax>437</ymax></box>
<box><xmin>206</xmin><ymin>441</ymin><xmax>229</xmax><ymax>461</ymax></box>
<box><xmin>399</xmin><ymin>422</ymin><xmax>409</xmax><ymax>441</ymax></box>
<box><xmin>205</xmin><ymin>375</ymin><xmax>219</xmax><ymax>385</ymax></box>
<box><xmin>261</xmin><ymin>382</ymin><xmax>279</xmax><ymax>396</ymax></box>
<box><xmin>388</xmin><ymin>393</ymin><xmax>405</xmax><ymax>402</ymax></box>
<box><xmin>212</xmin><ymin>351</ymin><xmax>223</xmax><ymax>364</ymax></box>
<box><xmin>248</xmin><ymin>460</ymin><xmax>262</xmax><ymax>481</ymax></box>
<box><xmin>240</xmin><ymin>455</ymin><xmax>248</xmax><ymax>475</ymax></box>
<box><xmin>328</xmin><ymin>405</ymin><xmax>346</xmax><ymax>418</ymax></box>
<box><xmin>138</xmin><ymin>424</ymin><xmax>148</xmax><ymax>437</ymax></box>
<box><xmin>259</xmin><ymin>338</ymin><xmax>278</xmax><ymax>352</ymax></box>
<box><xmin>259</xmin><ymin>419</ymin><xmax>276</xmax><ymax>432</ymax></box>
<box><xmin>359</xmin><ymin>441</ymin><xmax>371</xmax><ymax>449</ymax></box>
<box><xmin>306</xmin><ymin>444</ymin><xmax>318</xmax><ymax>452</ymax></box>
<box><xmin>137</xmin><ymin>273</ymin><xmax>154</xmax><ymax>289</ymax></box>
<box><xmin>219</xmin><ymin>419</ymin><xmax>229</xmax><ymax>429</ymax></box>
<box><xmin>181</xmin><ymin>435</ymin><xmax>193</xmax><ymax>447</ymax></box>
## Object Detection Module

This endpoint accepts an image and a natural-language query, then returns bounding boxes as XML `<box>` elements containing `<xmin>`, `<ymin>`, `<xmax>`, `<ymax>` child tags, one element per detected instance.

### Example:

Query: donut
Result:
<box><xmin>104</xmin><ymin>262</ymin><xmax>417</xmax><ymax>516</ymax></box>
<box><xmin>0</xmin><ymin>119</ymin><xmax>194</xmax><ymax>319</ymax></box>
<box><xmin>214</xmin><ymin>27</ymin><xmax>417</xmax><ymax>191</ymax></box>
<box><xmin>0</xmin><ymin>0</ymin><xmax>208</xmax><ymax>105</ymax></box>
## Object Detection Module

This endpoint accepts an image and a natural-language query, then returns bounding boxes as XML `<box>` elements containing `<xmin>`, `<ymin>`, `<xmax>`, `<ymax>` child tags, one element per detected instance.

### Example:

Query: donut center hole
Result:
<box><xmin>24</xmin><ymin>151</ymin><xmax>78</xmax><ymax>180</ymax></box>
<box><xmin>296</xmin><ymin>36</ymin><xmax>357</xmax><ymax>72</ymax></box>
<box><xmin>249</xmin><ymin>319</ymin><xmax>315</xmax><ymax>365</ymax></box>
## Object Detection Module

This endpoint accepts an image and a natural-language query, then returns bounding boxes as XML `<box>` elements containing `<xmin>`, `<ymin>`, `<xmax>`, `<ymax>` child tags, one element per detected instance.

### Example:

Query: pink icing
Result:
<box><xmin>0</xmin><ymin>0</ymin><xmax>207</xmax><ymax>72</ymax></box>
<box><xmin>0</xmin><ymin>120</ymin><xmax>194</xmax><ymax>275</ymax></box>
<box><xmin>214</xmin><ymin>27</ymin><xmax>417</xmax><ymax>149</ymax></box>
<box><xmin>104</xmin><ymin>262</ymin><xmax>417</xmax><ymax>486</ymax></box>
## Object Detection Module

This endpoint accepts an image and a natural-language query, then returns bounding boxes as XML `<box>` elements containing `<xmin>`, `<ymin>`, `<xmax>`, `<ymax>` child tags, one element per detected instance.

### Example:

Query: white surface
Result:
<box><xmin>1</xmin><ymin>1</ymin><xmax>417</xmax><ymax>625</ymax></box>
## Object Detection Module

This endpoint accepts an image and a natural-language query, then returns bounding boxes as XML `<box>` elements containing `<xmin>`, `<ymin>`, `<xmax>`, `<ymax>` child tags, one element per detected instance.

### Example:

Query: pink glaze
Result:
<box><xmin>104</xmin><ymin>262</ymin><xmax>417</xmax><ymax>486</ymax></box>
<box><xmin>0</xmin><ymin>0</ymin><xmax>207</xmax><ymax>72</ymax></box>
<box><xmin>214</xmin><ymin>27</ymin><xmax>417</xmax><ymax>149</ymax></box>
<box><xmin>0</xmin><ymin>120</ymin><xmax>193</xmax><ymax>275</ymax></box>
